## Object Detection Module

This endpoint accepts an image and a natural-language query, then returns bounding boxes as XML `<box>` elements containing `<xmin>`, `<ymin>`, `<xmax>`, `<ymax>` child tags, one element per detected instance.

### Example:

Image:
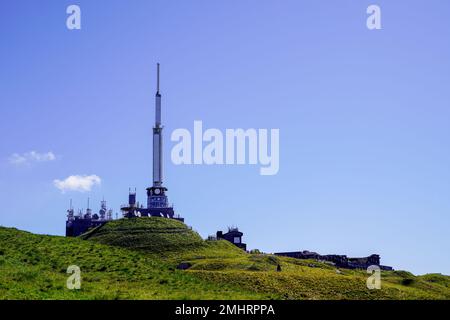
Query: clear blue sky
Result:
<box><xmin>1</xmin><ymin>0</ymin><xmax>449</xmax><ymax>275</ymax></box>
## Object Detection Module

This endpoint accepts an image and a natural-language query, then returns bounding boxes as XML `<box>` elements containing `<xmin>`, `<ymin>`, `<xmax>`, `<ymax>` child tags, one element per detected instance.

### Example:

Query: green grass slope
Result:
<box><xmin>0</xmin><ymin>225</ymin><xmax>263</xmax><ymax>299</ymax></box>
<box><xmin>1</xmin><ymin>217</ymin><xmax>449</xmax><ymax>300</ymax></box>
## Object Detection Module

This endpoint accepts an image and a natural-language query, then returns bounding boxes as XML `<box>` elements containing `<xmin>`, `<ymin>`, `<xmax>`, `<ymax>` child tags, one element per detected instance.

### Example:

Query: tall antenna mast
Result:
<box><xmin>157</xmin><ymin>62</ymin><xmax>160</xmax><ymax>93</ymax></box>
<box><xmin>153</xmin><ymin>62</ymin><xmax>163</xmax><ymax>186</ymax></box>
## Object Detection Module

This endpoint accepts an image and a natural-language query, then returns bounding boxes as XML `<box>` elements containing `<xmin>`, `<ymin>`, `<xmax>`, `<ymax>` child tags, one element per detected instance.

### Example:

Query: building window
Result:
<box><xmin>233</xmin><ymin>237</ymin><xmax>240</xmax><ymax>244</ymax></box>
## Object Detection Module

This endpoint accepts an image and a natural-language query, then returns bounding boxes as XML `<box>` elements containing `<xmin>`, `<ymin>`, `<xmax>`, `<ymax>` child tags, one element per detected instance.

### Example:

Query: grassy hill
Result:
<box><xmin>79</xmin><ymin>218</ymin><xmax>205</xmax><ymax>253</ymax></box>
<box><xmin>1</xmin><ymin>217</ymin><xmax>449</xmax><ymax>300</ymax></box>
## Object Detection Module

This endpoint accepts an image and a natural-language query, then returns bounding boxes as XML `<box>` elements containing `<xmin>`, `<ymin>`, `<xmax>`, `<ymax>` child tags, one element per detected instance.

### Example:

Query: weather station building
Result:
<box><xmin>65</xmin><ymin>199</ymin><xmax>113</xmax><ymax>237</ymax></box>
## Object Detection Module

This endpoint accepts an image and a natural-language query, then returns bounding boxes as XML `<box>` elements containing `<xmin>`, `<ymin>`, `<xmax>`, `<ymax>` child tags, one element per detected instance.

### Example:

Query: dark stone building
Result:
<box><xmin>274</xmin><ymin>250</ymin><xmax>393</xmax><ymax>270</ymax></box>
<box><xmin>216</xmin><ymin>227</ymin><xmax>247</xmax><ymax>250</ymax></box>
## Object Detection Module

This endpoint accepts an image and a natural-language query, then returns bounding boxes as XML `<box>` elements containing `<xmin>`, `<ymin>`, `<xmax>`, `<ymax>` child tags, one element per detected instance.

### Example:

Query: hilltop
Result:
<box><xmin>0</xmin><ymin>217</ymin><xmax>449</xmax><ymax>300</ymax></box>
<box><xmin>79</xmin><ymin>217</ymin><xmax>205</xmax><ymax>253</ymax></box>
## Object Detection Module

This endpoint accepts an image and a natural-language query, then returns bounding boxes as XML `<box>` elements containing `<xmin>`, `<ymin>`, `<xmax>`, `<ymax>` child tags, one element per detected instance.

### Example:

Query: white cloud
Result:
<box><xmin>9</xmin><ymin>151</ymin><xmax>56</xmax><ymax>165</ymax></box>
<box><xmin>54</xmin><ymin>175</ymin><xmax>101</xmax><ymax>193</ymax></box>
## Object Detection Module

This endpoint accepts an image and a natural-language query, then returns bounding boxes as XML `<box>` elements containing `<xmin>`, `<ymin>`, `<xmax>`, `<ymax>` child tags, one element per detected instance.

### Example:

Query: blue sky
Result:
<box><xmin>1</xmin><ymin>0</ymin><xmax>449</xmax><ymax>275</ymax></box>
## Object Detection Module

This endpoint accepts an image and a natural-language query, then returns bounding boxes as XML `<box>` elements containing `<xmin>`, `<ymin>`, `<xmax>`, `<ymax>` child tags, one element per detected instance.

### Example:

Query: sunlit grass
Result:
<box><xmin>0</xmin><ymin>218</ymin><xmax>449</xmax><ymax>300</ymax></box>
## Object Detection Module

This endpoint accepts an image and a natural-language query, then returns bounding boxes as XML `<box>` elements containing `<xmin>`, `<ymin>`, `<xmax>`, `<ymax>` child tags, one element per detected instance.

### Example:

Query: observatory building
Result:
<box><xmin>120</xmin><ymin>63</ymin><xmax>183</xmax><ymax>222</ymax></box>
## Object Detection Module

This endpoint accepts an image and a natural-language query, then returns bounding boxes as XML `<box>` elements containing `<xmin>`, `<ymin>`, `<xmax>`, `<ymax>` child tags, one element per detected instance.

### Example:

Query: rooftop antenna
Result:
<box><xmin>87</xmin><ymin>197</ymin><xmax>90</xmax><ymax>209</ymax></box>
<box><xmin>70</xmin><ymin>199</ymin><xmax>73</xmax><ymax>210</ymax></box>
